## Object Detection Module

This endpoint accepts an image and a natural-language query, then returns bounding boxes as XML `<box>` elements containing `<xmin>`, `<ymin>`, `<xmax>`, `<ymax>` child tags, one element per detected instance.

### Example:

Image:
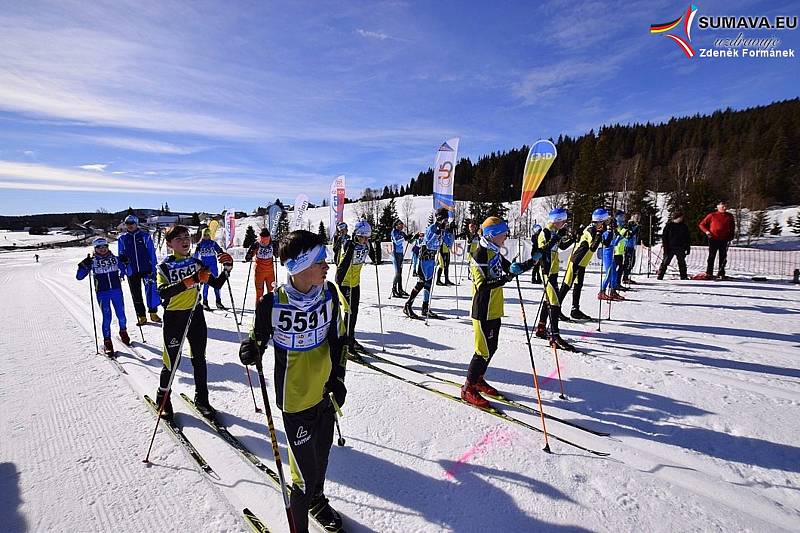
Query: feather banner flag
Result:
<box><xmin>292</xmin><ymin>194</ymin><xmax>310</xmax><ymax>230</ymax></box>
<box><xmin>329</xmin><ymin>175</ymin><xmax>346</xmax><ymax>238</ymax></box>
<box><xmin>223</xmin><ymin>209</ymin><xmax>236</xmax><ymax>249</ymax></box>
<box><xmin>267</xmin><ymin>203</ymin><xmax>283</xmax><ymax>236</ymax></box>
<box><xmin>432</xmin><ymin>138</ymin><xmax>459</xmax><ymax>219</ymax></box>
<box><xmin>520</xmin><ymin>139</ymin><xmax>557</xmax><ymax>216</ymax></box>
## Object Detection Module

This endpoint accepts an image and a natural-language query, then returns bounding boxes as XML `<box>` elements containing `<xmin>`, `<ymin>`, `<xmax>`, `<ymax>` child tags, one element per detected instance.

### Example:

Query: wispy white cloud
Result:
<box><xmin>79</xmin><ymin>136</ymin><xmax>205</xmax><ymax>155</ymax></box>
<box><xmin>79</xmin><ymin>164</ymin><xmax>108</xmax><ymax>172</ymax></box>
<box><xmin>356</xmin><ymin>28</ymin><xmax>389</xmax><ymax>40</ymax></box>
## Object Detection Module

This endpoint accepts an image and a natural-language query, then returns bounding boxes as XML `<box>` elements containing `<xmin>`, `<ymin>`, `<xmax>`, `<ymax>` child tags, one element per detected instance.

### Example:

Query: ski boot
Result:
<box><xmin>597</xmin><ymin>291</ymin><xmax>612</xmax><ymax>301</ymax></box>
<box><xmin>445</xmin><ymin>278</ymin><xmax>455</xmax><ymax>286</ymax></box>
<box><xmin>570</xmin><ymin>308</ymin><xmax>592</xmax><ymax>321</ymax></box>
<box><xmin>461</xmin><ymin>381</ymin><xmax>491</xmax><ymax>408</ymax></box>
<box><xmin>351</xmin><ymin>339</ymin><xmax>367</xmax><ymax>354</ymax></box>
<box><xmin>421</xmin><ymin>302</ymin><xmax>440</xmax><ymax>319</ymax></box>
<box><xmin>137</xmin><ymin>315</ymin><xmax>148</xmax><ymax>326</ymax></box>
<box><xmin>309</xmin><ymin>494</ymin><xmax>343</xmax><ymax>531</ymax></box>
<box><xmin>193</xmin><ymin>395</ymin><xmax>217</xmax><ymax>419</ymax></box>
<box><xmin>155</xmin><ymin>389</ymin><xmax>174</xmax><ymax>421</ymax></box>
<box><xmin>391</xmin><ymin>289</ymin><xmax>401</xmax><ymax>298</ymax></box>
<box><xmin>203</xmin><ymin>301</ymin><xmax>212</xmax><ymax>311</ymax></box>
<box><xmin>216</xmin><ymin>301</ymin><xmax>228</xmax><ymax>310</ymax></box>
<box><xmin>610</xmin><ymin>290</ymin><xmax>626</xmax><ymax>301</ymax></box>
<box><xmin>627</xmin><ymin>278</ymin><xmax>638</xmax><ymax>285</ymax></box>
<box><xmin>403</xmin><ymin>301</ymin><xmax>420</xmax><ymax>319</ymax></box>
<box><xmin>558</xmin><ymin>309</ymin><xmax>571</xmax><ymax>322</ymax></box>
<box><xmin>534</xmin><ymin>322</ymin><xmax>548</xmax><ymax>339</ymax></box>
<box><xmin>149</xmin><ymin>312</ymin><xmax>162</xmax><ymax>323</ymax></box>
<box><xmin>474</xmin><ymin>376</ymin><xmax>500</xmax><ymax>397</ymax></box>
<box><xmin>102</xmin><ymin>338</ymin><xmax>115</xmax><ymax>356</ymax></box>
<box><xmin>119</xmin><ymin>329</ymin><xmax>132</xmax><ymax>346</ymax></box>
<box><xmin>550</xmin><ymin>334</ymin><xmax>576</xmax><ymax>352</ymax></box>
<box><xmin>398</xmin><ymin>289</ymin><xmax>410</xmax><ymax>297</ymax></box>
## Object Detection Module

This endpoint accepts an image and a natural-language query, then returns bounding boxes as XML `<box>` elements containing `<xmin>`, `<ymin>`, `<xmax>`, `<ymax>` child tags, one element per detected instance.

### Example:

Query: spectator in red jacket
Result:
<box><xmin>698</xmin><ymin>200</ymin><xmax>735</xmax><ymax>278</ymax></box>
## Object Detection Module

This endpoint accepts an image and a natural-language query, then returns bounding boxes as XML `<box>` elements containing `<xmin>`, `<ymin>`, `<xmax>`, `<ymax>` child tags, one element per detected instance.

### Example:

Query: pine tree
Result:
<box><xmin>243</xmin><ymin>225</ymin><xmax>257</xmax><ymax>249</ymax></box>
<box><xmin>468</xmin><ymin>201</ymin><xmax>491</xmax><ymax>226</ymax></box>
<box><xmin>191</xmin><ymin>212</ymin><xmax>200</xmax><ymax>225</ymax></box>
<box><xmin>769</xmin><ymin>220</ymin><xmax>782</xmax><ymax>236</ymax></box>
<box><xmin>275</xmin><ymin>211</ymin><xmax>290</xmax><ymax>243</ymax></box>
<box><xmin>487</xmin><ymin>201</ymin><xmax>507</xmax><ymax>219</ymax></box>
<box><xmin>127</xmin><ymin>206</ymin><xmax>135</xmax><ymax>216</ymax></box>
<box><xmin>164</xmin><ymin>202</ymin><xmax>171</xmax><ymax>213</ymax></box>
<box><xmin>790</xmin><ymin>215</ymin><xmax>800</xmax><ymax>236</ymax></box>
<box><xmin>318</xmin><ymin>221</ymin><xmax>328</xmax><ymax>243</ymax></box>
<box><xmin>749</xmin><ymin>210</ymin><xmax>769</xmax><ymax>239</ymax></box>
<box><xmin>375</xmin><ymin>198</ymin><xmax>399</xmax><ymax>241</ymax></box>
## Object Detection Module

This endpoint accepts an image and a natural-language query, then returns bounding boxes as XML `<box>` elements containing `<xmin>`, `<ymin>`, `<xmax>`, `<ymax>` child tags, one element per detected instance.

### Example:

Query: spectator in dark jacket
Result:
<box><xmin>117</xmin><ymin>215</ymin><xmax>161</xmax><ymax>325</ymax></box>
<box><xmin>698</xmin><ymin>200</ymin><xmax>735</xmax><ymax>278</ymax></box>
<box><xmin>657</xmin><ymin>212</ymin><xmax>691</xmax><ymax>280</ymax></box>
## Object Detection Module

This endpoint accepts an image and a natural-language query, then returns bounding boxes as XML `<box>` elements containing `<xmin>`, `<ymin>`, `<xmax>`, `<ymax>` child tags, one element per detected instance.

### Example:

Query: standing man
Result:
<box><xmin>622</xmin><ymin>213</ymin><xmax>640</xmax><ymax>284</ymax></box>
<box><xmin>559</xmin><ymin>208</ymin><xmax>610</xmax><ymax>320</ymax></box>
<box><xmin>332</xmin><ymin>222</ymin><xmax>349</xmax><ymax>264</ymax></box>
<box><xmin>658</xmin><ymin>212</ymin><xmax>691</xmax><ymax>280</ymax></box>
<box><xmin>698</xmin><ymin>200</ymin><xmax>735</xmax><ymax>279</ymax></box>
<box><xmin>244</xmin><ymin>228</ymin><xmax>276</xmax><ymax>302</ymax></box>
<box><xmin>390</xmin><ymin>219</ymin><xmax>411</xmax><ymax>297</ymax></box>
<box><xmin>436</xmin><ymin>222</ymin><xmax>455</xmax><ymax>286</ymax></box>
<box><xmin>403</xmin><ymin>208</ymin><xmax>453</xmax><ymax>319</ymax></box>
<box><xmin>117</xmin><ymin>215</ymin><xmax>161</xmax><ymax>326</ymax></box>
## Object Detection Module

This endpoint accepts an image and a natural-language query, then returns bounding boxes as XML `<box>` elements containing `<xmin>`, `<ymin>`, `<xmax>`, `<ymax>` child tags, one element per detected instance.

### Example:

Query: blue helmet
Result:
<box><xmin>548</xmin><ymin>207</ymin><xmax>568</xmax><ymax>223</ymax></box>
<box><xmin>124</xmin><ymin>214</ymin><xmax>138</xmax><ymax>225</ymax></box>
<box><xmin>92</xmin><ymin>237</ymin><xmax>109</xmax><ymax>248</ymax></box>
<box><xmin>353</xmin><ymin>220</ymin><xmax>372</xmax><ymax>237</ymax></box>
<box><xmin>591</xmin><ymin>208</ymin><xmax>610</xmax><ymax>222</ymax></box>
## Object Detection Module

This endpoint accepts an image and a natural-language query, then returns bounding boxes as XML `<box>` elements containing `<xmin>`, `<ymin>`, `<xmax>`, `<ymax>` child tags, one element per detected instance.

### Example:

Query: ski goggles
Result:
<box><xmin>92</xmin><ymin>238</ymin><xmax>109</xmax><ymax>248</ymax></box>
<box><xmin>482</xmin><ymin>220</ymin><xmax>509</xmax><ymax>238</ymax></box>
<box><xmin>285</xmin><ymin>245</ymin><xmax>327</xmax><ymax>275</ymax></box>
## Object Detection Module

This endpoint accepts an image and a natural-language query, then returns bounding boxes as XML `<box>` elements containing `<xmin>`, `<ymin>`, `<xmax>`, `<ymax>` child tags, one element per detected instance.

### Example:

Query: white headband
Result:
<box><xmin>285</xmin><ymin>245</ymin><xmax>327</xmax><ymax>275</ymax></box>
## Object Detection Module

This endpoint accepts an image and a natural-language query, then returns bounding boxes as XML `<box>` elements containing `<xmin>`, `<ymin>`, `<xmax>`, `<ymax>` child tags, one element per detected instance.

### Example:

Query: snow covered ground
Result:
<box><xmin>0</xmin><ymin>230</ymin><xmax>82</xmax><ymax>248</ymax></box>
<box><xmin>2</xmin><ymin>246</ymin><xmax>800</xmax><ymax>532</ymax></box>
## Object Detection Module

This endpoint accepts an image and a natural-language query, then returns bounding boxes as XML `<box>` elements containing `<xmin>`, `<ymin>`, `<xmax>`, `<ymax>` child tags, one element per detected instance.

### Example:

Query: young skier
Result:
<box><xmin>622</xmin><ymin>213</ymin><xmax>640</xmax><ymax>284</ymax></box>
<box><xmin>239</xmin><ymin>230</ymin><xmax>347</xmax><ymax>533</ymax></box>
<box><xmin>533</xmin><ymin>208</ymin><xmax>576</xmax><ymax>351</ymax></box>
<box><xmin>245</xmin><ymin>228</ymin><xmax>276</xmax><ymax>302</ymax></box>
<box><xmin>117</xmin><ymin>214</ymin><xmax>161</xmax><ymax>326</ymax></box>
<box><xmin>658</xmin><ymin>211</ymin><xmax>691</xmax><ymax>280</ymax></box>
<box><xmin>155</xmin><ymin>225</ymin><xmax>233</xmax><ymax>419</ymax></box>
<box><xmin>194</xmin><ymin>228</ymin><xmax>226</xmax><ymax>311</ymax></box>
<box><xmin>390</xmin><ymin>219</ymin><xmax>412</xmax><ymax>297</ymax></box>
<box><xmin>436</xmin><ymin>222</ymin><xmax>455</xmax><ymax>286</ymax></box>
<box><xmin>403</xmin><ymin>208</ymin><xmax>453</xmax><ymax>319</ymax></box>
<box><xmin>410</xmin><ymin>232</ymin><xmax>423</xmax><ymax>277</ymax></box>
<box><xmin>558</xmin><ymin>208</ymin><xmax>610</xmax><ymax>320</ymax></box>
<box><xmin>332</xmin><ymin>222</ymin><xmax>349</xmax><ymax>264</ymax></box>
<box><xmin>461</xmin><ymin>216</ymin><xmax>532</xmax><ymax>407</ymax></box>
<box><xmin>336</xmin><ymin>220</ymin><xmax>372</xmax><ymax>353</ymax></box>
<box><xmin>612</xmin><ymin>211</ymin><xmax>631</xmax><ymax>292</ymax></box>
<box><xmin>598</xmin><ymin>217</ymin><xmax>625</xmax><ymax>301</ymax></box>
<box><xmin>77</xmin><ymin>237</ymin><xmax>130</xmax><ymax>355</ymax></box>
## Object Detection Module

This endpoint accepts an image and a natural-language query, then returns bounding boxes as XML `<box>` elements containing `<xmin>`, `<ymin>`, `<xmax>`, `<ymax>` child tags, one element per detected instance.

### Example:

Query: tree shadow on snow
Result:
<box><xmin>565</xmin><ymin>378</ymin><xmax>800</xmax><ymax>473</ymax></box>
<box><xmin>0</xmin><ymin>463</ymin><xmax>26</xmax><ymax>533</ymax></box>
<box><xmin>327</xmin><ymin>446</ymin><xmax>591</xmax><ymax>532</ymax></box>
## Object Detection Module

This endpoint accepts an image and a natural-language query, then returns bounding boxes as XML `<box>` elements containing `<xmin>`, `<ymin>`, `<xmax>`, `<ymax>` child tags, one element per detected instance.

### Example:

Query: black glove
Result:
<box><xmin>327</xmin><ymin>377</ymin><xmax>347</xmax><ymax>408</ymax></box>
<box><xmin>120</xmin><ymin>256</ymin><xmax>130</xmax><ymax>267</ymax></box>
<box><xmin>79</xmin><ymin>254</ymin><xmax>93</xmax><ymax>269</ymax></box>
<box><xmin>239</xmin><ymin>339</ymin><xmax>261</xmax><ymax>366</ymax></box>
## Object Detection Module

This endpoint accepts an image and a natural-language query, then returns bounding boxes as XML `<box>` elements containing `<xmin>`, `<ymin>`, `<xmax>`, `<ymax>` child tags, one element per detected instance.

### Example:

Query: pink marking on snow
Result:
<box><xmin>539</xmin><ymin>328</ymin><xmax>598</xmax><ymax>388</ymax></box>
<box><xmin>444</xmin><ymin>426</ymin><xmax>515</xmax><ymax>479</ymax></box>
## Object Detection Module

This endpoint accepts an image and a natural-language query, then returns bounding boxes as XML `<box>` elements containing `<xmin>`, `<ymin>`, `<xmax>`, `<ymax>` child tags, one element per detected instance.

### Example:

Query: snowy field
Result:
<box><xmin>0</xmin><ymin>230</ymin><xmax>82</xmax><ymax>248</ymax></box>
<box><xmin>2</xmin><ymin>246</ymin><xmax>800</xmax><ymax>532</ymax></box>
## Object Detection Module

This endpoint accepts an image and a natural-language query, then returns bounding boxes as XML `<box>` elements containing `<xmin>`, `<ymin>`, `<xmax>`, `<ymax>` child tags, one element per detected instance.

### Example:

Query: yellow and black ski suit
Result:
<box><xmin>249</xmin><ymin>281</ymin><xmax>348</xmax><ymax>533</ymax></box>
<box><xmin>156</xmin><ymin>254</ymin><xmax>228</xmax><ymax>405</ymax></box>
<box><xmin>335</xmin><ymin>239</ymin><xmax>372</xmax><ymax>348</ymax></box>
<box><xmin>536</xmin><ymin>223</ymin><xmax>575</xmax><ymax>333</ymax></box>
<box><xmin>558</xmin><ymin>223</ymin><xmax>610</xmax><ymax>312</ymax></box>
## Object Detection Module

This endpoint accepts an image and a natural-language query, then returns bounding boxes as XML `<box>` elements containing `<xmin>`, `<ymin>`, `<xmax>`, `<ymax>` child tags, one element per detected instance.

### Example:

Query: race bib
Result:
<box><xmin>271</xmin><ymin>299</ymin><xmax>333</xmax><ymax>351</ymax></box>
<box><xmin>352</xmin><ymin>245</ymin><xmax>369</xmax><ymax>265</ymax></box>
<box><xmin>257</xmin><ymin>243</ymin><xmax>273</xmax><ymax>260</ymax></box>
<box><xmin>163</xmin><ymin>259</ymin><xmax>200</xmax><ymax>284</ymax></box>
<box><xmin>94</xmin><ymin>256</ymin><xmax>119</xmax><ymax>275</ymax></box>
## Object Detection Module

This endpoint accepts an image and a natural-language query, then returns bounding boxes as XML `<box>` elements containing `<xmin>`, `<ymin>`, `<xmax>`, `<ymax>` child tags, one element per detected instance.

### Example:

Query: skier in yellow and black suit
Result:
<box><xmin>533</xmin><ymin>208</ymin><xmax>577</xmax><ymax>352</ymax></box>
<box><xmin>558</xmin><ymin>208</ymin><xmax>611</xmax><ymax>321</ymax></box>
<box><xmin>155</xmin><ymin>225</ymin><xmax>233</xmax><ymax>420</ymax></box>
<box><xmin>461</xmin><ymin>216</ymin><xmax>535</xmax><ymax>408</ymax></box>
<box><xmin>336</xmin><ymin>219</ymin><xmax>373</xmax><ymax>354</ymax></box>
<box><xmin>239</xmin><ymin>229</ymin><xmax>347</xmax><ymax>533</ymax></box>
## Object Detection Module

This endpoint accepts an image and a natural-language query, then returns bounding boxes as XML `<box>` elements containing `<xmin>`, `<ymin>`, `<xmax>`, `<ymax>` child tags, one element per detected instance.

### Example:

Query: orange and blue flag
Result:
<box><xmin>520</xmin><ymin>139</ymin><xmax>557</xmax><ymax>217</ymax></box>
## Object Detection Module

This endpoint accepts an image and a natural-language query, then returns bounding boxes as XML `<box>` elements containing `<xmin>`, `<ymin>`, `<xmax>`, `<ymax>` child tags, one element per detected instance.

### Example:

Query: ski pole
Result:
<box><xmin>143</xmin><ymin>291</ymin><xmax>201</xmax><ymax>464</ymax></box>
<box><xmin>597</xmin><ymin>251</ymin><xmax>604</xmax><ymax>332</ymax></box>
<box><xmin>514</xmin><ymin>277</ymin><xmax>552</xmax><ymax>453</ymax></box>
<box><xmin>551</xmin><ymin>343</ymin><xmax>567</xmax><ymax>400</ymax></box>
<box><xmin>452</xmin><ymin>249</ymin><xmax>460</xmax><ymax>312</ymax></box>
<box><xmin>240</xmin><ymin>259</ymin><xmax>253</xmax><ymax>324</ymax></box>
<box><xmin>87</xmin><ymin>274</ymin><xmax>99</xmax><ymax>354</ymax></box>
<box><xmin>374</xmin><ymin>262</ymin><xmax>386</xmax><ymax>352</ymax></box>
<box><xmin>254</xmin><ymin>358</ymin><xmax>298</xmax><ymax>533</ymax></box>
<box><xmin>227</xmin><ymin>277</ymin><xmax>261</xmax><ymax>413</ymax></box>
<box><xmin>329</xmin><ymin>392</ymin><xmax>346</xmax><ymax>447</ymax></box>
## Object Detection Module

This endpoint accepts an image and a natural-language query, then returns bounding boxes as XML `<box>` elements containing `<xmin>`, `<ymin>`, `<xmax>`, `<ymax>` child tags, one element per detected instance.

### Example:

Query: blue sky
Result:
<box><xmin>0</xmin><ymin>0</ymin><xmax>797</xmax><ymax>215</ymax></box>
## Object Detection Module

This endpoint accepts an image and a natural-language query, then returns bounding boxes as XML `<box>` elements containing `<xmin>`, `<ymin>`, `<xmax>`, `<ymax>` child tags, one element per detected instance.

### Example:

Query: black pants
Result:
<box><xmin>340</xmin><ymin>286</ymin><xmax>360</xmax><ymax>345</ymax></box>
<box><xmin>438</xmin><ymin>253</ymin><xmax>451</xmax><ymax>283</ymax></box>
<box><xmin>158</xmin><ymin>306</ymin><xmax>209</xmax><ymax>403</ymax></box>
<box><xmin>283</xmin><ymin>398</ymin><xmax>335</xmax><ymax>533</ymax></box>
<box><xmin>658</xmin><ymin>250</ymin><xmax>688</xmax><ymax>279</ymax></box>
<box><xmin>467</xmin><ymin>318</ymin><xmax>501</xmax><ymax>383</ymax></box>
<box><xmin>706</xmin><ymin>239</ymin><xmax>728</xmax><ymax>276</ymax></box>
<box><xmin>538</xmin><ymin>273</ymin><xmax>562</xmax><ymax>334</ymax></box>
<box><xmin>392</xmin><ymin>252</ymin><xmax>404</xmax><ymax>292</ymax></box>
<box><xmin>623</xmin><ymin>248</ymin><xmax>636</xmax><ymax>280</ymax></box>
<box><xmin>128</xmin><ymin>272</ymin><xmax>158</xmax><ymax>316</ymax></box>
<box><xmin>557</xmin><ymin>265</ymin><xmax>586</xmax><ymax>311</ymax></box>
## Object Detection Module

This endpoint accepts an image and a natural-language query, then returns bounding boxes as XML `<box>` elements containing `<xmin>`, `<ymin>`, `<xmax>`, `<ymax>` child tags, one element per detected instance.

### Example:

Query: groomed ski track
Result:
<box><xmin>2</xmin><ymin>249</ymin><xmax>799</xmax><ymax>532</ymax></box>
